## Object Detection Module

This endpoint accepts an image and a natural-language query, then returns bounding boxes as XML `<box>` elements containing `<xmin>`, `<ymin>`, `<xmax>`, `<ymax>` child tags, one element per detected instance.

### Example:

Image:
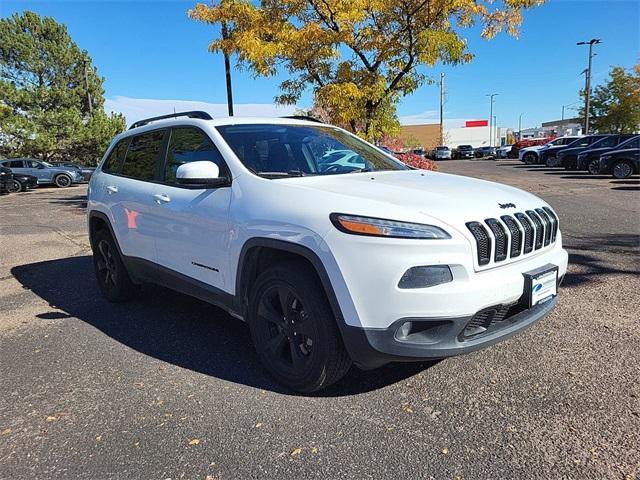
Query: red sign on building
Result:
<box><xmin>465</xmin><ymin>120</ymin><xmax>489</xmax><ymax>127</ymax></box>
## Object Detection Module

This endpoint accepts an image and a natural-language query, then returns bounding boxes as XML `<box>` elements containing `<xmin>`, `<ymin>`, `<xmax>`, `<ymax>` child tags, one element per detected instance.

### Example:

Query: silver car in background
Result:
<box><xmin>434</xmin><ymin>146</ymin><xmax>452</xmax><ymax>160</ymax></box>
<box><xmin>0</xmin><ymin>158</ymin><xmax>83</xmax><ymax>188</ymax></box>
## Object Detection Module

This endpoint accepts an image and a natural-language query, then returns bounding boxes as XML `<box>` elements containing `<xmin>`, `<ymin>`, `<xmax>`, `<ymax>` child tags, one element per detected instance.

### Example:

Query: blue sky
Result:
<box><xmin>3</xmin><ymin>0</ymin><xmax>639</xmax><ymax>129</ymax></box>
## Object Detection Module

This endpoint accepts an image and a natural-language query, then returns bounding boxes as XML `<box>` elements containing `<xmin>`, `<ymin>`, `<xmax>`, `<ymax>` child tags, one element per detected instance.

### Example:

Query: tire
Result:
<box><xmin>523</xmin><ymin>152</ymin><xmax>537</xmax><ymax>165</ymax></box>
<box><xmin>54</xmin><ymin>174</ymin><xmax>72</xmax><ymax>188</ymax></box>
<box><xmin>612</xmin><ymin>160</ymin><xmax>633</xmax><ymax>179</ymax></box>
<box><xmin>248</xmin><ymin>261</ymin><xmax>352</xmax><ymax>392</ymax></box>
<box><xmin>8</xmin><ymin>179</ymin><xmax>22</xmax><ymax>193</ymax></box>
<box><xmin>546</xmin><ymin>155</ymin><xmax>560</xmax><ymax>167</ymax></box>
<box><xmin>587</xmin><ymin>159</ymin><xmax>600</xmax><ymax>175</ymax></box>
<box><xmin>92</xmin><ymin>228</ymin><xmax>138</xmax><ymax>302</ymax></box>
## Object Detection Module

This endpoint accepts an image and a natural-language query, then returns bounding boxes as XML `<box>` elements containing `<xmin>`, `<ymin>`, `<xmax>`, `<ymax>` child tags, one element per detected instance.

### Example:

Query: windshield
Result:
<box><xmin>459</xmin><ymin>145</ymin><xmax>472</xmax><ymax>150</ymax></box>
<box><xmin>215</xmin><ymin>124</ymin><xmax>407</xmax><ymax>177</ymax></box>
<box><xmin>41</xmin><ymin>161</ymin><xmax>53</xmax><ymax>167</ymax></box>
<box><xmin>436</xmin><ymin>146</ymin><xmax>449</xmax><ymax>150</ymax></box>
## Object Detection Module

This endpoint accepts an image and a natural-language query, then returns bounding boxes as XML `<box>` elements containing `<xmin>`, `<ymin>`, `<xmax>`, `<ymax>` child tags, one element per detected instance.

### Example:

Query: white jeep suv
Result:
<box><xmin>87</xmin><ymin>111</ymin><xmax>568</xmax><ymax>392</ymax></box>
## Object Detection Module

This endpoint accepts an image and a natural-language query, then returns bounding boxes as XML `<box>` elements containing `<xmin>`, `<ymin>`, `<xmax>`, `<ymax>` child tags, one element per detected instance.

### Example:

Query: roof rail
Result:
<box><xmin>129</xmin><ymin>111</ymin><xmax>213</xmax><ymax>130</ymax></box>
<box><xmin>281</xmin><ymin>115</ymin><xmax>323</xmax><ymax>123</ymax></box>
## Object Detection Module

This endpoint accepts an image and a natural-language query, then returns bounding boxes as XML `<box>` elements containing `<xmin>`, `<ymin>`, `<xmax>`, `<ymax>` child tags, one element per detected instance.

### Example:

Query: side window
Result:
<box><xmin>27</xmin><ymin>160</ymin><xmax>41</xmax><ymax>168</ymax></box>
<box><xmin>164</xmin><ymin>127</ymin><xmax>226</xmax><ymax>183</ymax></box>
<box><xmin>8</xmin><ymin>160</ymin><xmax>24</xmax><ymax>168</ymax></box>
<box><xmin>121</xmin><ymin>130</ymin><xmax>165</xmax><ymax>181</ymax></box>
<box><xmin>102</xmin><ymin>138</ymin><xmax>129</xmax><ymax>174</ymax></box>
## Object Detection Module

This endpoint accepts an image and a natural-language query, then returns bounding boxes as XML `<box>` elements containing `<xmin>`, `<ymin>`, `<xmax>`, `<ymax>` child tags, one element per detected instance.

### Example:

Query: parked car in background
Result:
<box><xmin>541</xmin><ymin>135</ymin><xmax>607</xmax><ymax>167</ymax></box>
<box><xmin>0</xmin><ymin>166</ymin><xmax>13</xmax><ymax>194</ymax></box>
<box><xmin>557</xmin><ymin>134</ymin><xmax>633</xmax><ymax>170</ymax></box>
<box><xmin>511</xmin><ymin>137</ymin><xmax>554</xmax><ymax>160</ymax></box>
<box><xmin>575</xmin><ymin>134</ymin><xmax>638</xmax><ymax>173</ymax></box>
<box><xmin>454</xmin><ymin>145</ymin><xmax>475</xmax><ymax>159</ymax></box>
<box><xmin>433</xmin><ymin>146</ymin><xmax>452</xmax><ymax>160</ymax></box>
<box><xmin>475</xmin><ymin>146</ymin><xmax>496</xmax><ymax>159</ymax></box>
<box><xmin>411</xmin><ymin>148</ymin><xmax>426</xmax><ymax>156</ymax></box>
<box><xmin>50</xmin><ymin>161</ymin><xmax>95</xmax><ymax>181</ymax></box>
<box><xmin>0</xmin><ymin>158</ymin><xmax>83</xmax><ymax>187</ymax></box>
<box><xmin>8</xmin><ymin>172</ymin><xmax>38</xmax><ymax>192</ymax></box>
<box><xmin>519</xmin><ymin>136</ymin><xmax>582</xmax><ymax>165</ymax></box>
<box><xmin>598</xmin><ymin>136</ymin><xmax>640</xmax><ymax>179</ymax></box>
<box><xmin>496</xmin><ymin>145</ymin><xmax>513</xmax><ymax>159</ymax></box>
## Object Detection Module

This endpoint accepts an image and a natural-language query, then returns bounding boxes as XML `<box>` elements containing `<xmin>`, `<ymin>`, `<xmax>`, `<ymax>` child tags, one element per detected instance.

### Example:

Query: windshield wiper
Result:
<box><xmin>257</xmin><ymin>170</ymin><xmax>306</xmax><ymax>179</ymax></box>
<box><xmin>349</xmin><ymin>167</ymin><xmax>374</xmax><ymax>173</ymax></box>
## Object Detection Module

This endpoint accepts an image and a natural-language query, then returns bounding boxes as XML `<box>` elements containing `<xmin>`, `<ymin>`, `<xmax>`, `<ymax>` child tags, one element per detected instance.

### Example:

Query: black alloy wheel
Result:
<box><xmin>248</xmin><ymin>262</ymin><xmax>351</xmax><ymax>392</ymax></box>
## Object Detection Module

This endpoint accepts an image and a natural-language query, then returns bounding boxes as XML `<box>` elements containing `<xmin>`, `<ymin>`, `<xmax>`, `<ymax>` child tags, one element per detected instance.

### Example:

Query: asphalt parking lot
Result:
<box><xmin>1</xmin><ymin>162</ymin><xmax>639</xmax><ymax>480</ymax></box>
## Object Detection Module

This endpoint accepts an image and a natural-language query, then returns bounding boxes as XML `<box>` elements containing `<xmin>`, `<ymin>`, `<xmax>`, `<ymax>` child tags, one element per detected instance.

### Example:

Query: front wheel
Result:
<box><xmin>248</xmin><ymin>262</ymin><xmax>352</xmax><ymax>392</ymax></box>
<box><xmin>587</xmin><ymin>159</ymin><xmax>601</xmax><ymax>175</ymax></box>
<box><xmin>8</xmin><ymin>179</ymin><xmax>22</xmax><ymax>193</ymax></box>
<box><xmin>54</xmin><ymin>174</ymin><xmax>72</xmax><ymax>188</ymax></box>
<box><xmin>612</xmin><ymin>160</ymin><xmax>633</xmax><ymax>179</ymax></box>
<box><xmin>523</xmin><ymin>152</ymin><xmax>537</xmax><ymax>165</ymax></box>
<box><xmin>546</xmin><ymin>155</ymin><xmax>560</xmax><ymax>167</ymax></box>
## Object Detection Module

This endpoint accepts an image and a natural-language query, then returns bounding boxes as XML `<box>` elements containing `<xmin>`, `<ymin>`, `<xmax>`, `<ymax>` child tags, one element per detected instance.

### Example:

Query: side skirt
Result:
<box><xmin>122</xmin><ymin>255</ymin><xmax>243</xmax><ymax>320</ymax></box>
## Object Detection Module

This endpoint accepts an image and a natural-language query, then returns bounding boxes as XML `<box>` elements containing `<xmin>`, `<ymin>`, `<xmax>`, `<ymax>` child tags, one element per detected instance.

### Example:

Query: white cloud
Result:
<box><xmin>104</xmin><ymin>96</ymin><xmax>299</xmax><ymax>126</ymax></box>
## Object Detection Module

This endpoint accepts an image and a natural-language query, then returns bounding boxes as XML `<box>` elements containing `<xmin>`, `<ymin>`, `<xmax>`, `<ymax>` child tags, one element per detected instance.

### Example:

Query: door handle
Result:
<box><xmin>106</xmin><ymin>185</ymin><xmax>118</xmax><ymax>194</ymax></box>
<box><xmin>152</xmin><ymin>193</ymin><xmax>171</xmax><ymax>204</ymax></box>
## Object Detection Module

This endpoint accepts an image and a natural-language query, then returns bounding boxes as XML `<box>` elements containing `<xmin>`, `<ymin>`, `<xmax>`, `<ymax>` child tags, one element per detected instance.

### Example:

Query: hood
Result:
<box><xmin>558</xmin><ymin>146</ymin><xmax>586</xmax><ymax>156</ymax></box>
<box><xmin>579</xmin><ymin>146</ymin><xmax>613</xmax><ymax>156</ymax></box>
<box><xmin>521</xmin><ymin>145</ymin><xmax>547</xmax><ymax>153</ymax></box>
<box><xmin>281</xmin><ymin>170</ymin><xmax>547</xmax><ymax>231</ymax></box>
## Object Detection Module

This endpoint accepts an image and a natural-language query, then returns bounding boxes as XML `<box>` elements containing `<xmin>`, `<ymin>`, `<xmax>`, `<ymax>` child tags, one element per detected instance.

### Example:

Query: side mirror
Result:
<box><xmin>176</xmin><ymin>161</ymin><xmax>229</xmax><ymax>188</ymax></box>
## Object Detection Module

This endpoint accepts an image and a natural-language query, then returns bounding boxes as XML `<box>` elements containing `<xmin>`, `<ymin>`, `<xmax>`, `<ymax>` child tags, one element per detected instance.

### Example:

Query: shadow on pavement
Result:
<box><xmin>47</xmin><ymin>194</ymin><xmax>87</xmax><ymax>210</ymax></box>
<box><xmin>11</xmin><ymin>256</ymin><xmax>435</xmax><ymax>397</ymax></box>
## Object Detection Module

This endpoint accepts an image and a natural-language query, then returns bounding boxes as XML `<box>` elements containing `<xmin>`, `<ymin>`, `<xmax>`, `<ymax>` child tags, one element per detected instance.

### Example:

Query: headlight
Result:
<box><xmin>330</xmin><ymin>213</ymin><xmax>450</xmax><ymax>239</ymax></box>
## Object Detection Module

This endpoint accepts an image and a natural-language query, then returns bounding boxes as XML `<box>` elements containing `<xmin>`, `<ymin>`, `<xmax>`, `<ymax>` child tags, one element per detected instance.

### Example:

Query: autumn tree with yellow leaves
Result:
<box><xmin>189</xmin><ymin>0</ymin><xmax>543</xmax><ymax>141</ymax></box>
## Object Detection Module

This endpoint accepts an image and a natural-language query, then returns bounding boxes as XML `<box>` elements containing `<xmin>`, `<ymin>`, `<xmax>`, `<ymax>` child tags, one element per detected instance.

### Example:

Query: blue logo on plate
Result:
<box><xmin>533</xmin><ymin>283</ymin><xmax>543</xmax><ymax>293</ymax></box>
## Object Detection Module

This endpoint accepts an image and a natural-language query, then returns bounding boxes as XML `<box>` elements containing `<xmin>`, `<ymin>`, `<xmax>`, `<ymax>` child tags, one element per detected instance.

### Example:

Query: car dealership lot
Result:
<box><xmin>1</xmin><ymin>164</ymin><xmax>638</xmax><ymax>479</ymax></box>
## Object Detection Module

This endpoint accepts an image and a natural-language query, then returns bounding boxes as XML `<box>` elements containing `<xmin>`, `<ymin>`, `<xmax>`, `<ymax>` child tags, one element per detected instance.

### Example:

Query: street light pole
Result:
<box><xmin>577</xmin><ymin>38</ymin><xmax>601</xmax><ymax>134</ymax></box>
<box><xmin>486</xmin><ymin>93</ymin><xmax>498</xmax><ymax>146</ymax></box>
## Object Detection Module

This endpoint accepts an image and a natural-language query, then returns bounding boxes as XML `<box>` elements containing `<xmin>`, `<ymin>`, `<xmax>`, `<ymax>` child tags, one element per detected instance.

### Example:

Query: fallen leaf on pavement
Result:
<box><xmin>290</xmin><ymin>448</ymin><xmax>302</xmax><ymax>456</ymax></box>
<box><xmin>442</xmin><ymin>448</ymin><xmax>449</xmax><ymax>454</ymax></box>
<box><xmin>189</xmin><ymin>439</ymin><xmax>201</xmax><ymax>446</ymax></box>
<box><xmin>255</xmin><ymin>422</ymin><xmax>263</xmax><ymax>428</ymax></box>
<box><xmin>403</xmin><ymin>406</ymin><xmax>414</xmax><ymax>413</ymax></box>
<box><xmin>46</xmin><ymin>416</ymin><xmax>57</xmax><ymax>422</ymax></box>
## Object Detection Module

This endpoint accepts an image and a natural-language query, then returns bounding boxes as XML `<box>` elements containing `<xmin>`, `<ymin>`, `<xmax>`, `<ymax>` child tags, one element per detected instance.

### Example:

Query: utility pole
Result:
<box><xmin>493</xmin><ymin>115</ymin><xmax>497</xmax><ymax>146</ymax></box>
<box><xmin>439</xmin><ymin>72</ymin><xmax>445</xmax><ymax>146</ymax></box>
<box><xmin>221</xmin><ymin>21</ymin><xmax>234</xmax><ymax>116</ymax></box>
<box><xmin>577</xmin><ymin>38</ymin><xmax>601</xmax><ymax>134</ymax></box>
<box><xmin>83</xmin><ymin>60</ymin><xmax>93</xmax><ymax>115</ymax></box>
<box><xmin>518</xmin><ymin>113</ymin><xmax>523</xmax><ymax>140</ymax></box>
<box><xmin>485</xmin><ymin>93</ymin><xmax>498</xmax><ymax>146</ymax></box>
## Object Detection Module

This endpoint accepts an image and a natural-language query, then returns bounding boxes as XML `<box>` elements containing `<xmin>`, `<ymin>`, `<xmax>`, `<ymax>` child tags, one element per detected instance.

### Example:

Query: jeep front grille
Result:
<box><xmin>466</xmin><ymin>207</ymin><xmax>559</xmax><ymax>267</ymax></box>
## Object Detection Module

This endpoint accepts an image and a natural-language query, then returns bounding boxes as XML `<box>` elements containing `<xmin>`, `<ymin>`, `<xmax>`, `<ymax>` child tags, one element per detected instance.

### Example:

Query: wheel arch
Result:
<box><xmin>88</xmin><ymin>210</ymin><xmax>122</xmax><ymax>255</ymax></box>
<box><xmin>235</xmin><ymin>238</ymin><xmax>345</xmax><ymax>327</ymax></box>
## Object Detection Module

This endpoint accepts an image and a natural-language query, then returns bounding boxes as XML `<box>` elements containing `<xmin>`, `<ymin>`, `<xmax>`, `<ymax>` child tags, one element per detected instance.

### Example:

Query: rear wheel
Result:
<box><xmin>248</xmin><ymin>262</ymin><xmax>351</xmax><ymax>392</ymax></box>
<box><xmin>8</xmin><ymin>179</ymin><xmax>22</xmax><ymax>193</ymax></box>
<box><xmin>54</xmin><ymin>174</ymin><xmax>72</xmax><ymax>188</ymax></box>
<box><xmin>587</xmin><ymin>159</ymin><xmax>601</xmax><ymax>175</ymax></box>
<box><xmin>612</xmin><ymin>160</ymin><xmax>633</xmax><ymax>179</ymax></box>
<box><xmin>92</xmin><ymin>228</ymin><xmax>137</xmax><ymax>302</ymax></box>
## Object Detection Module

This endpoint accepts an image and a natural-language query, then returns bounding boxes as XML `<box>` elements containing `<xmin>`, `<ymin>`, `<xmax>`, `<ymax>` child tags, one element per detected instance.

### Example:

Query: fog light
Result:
<box><xmin>398</xmin><ymin>265</ymin><xmax>453</xmax><ymax>289</ymax></box>
<box><xmin>397</xmin><ymin>321</ymin><xmax>412</xmax><ymax>339</ymax></box>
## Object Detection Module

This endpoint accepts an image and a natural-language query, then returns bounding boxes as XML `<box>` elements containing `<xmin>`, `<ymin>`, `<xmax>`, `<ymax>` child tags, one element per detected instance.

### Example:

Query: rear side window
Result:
<box><xmin>121</xmin><ymin>130</ymin><xmax>166</xmax><ymax>181</ymax></box>
<box><xmin>102</xmin><ymin>139</ymin><xmax>129</xmax><ymax>173</ymax></box>
<box><xmin>5</xmin><ymin>160</ymin><xmax>24</xmax><ymax>168</ymax></box>
<box><xmin>164</xmin><ymin>127</ymin><xmax>226</xmax><ymax>183</ymax></box>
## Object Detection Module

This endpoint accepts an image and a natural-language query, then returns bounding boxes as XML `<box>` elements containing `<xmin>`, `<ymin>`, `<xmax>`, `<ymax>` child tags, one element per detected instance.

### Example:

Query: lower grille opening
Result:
<box><xmin>461</xmin><ymin>302</ymin><xmax>529</xmax><ymax>339</ymax></box>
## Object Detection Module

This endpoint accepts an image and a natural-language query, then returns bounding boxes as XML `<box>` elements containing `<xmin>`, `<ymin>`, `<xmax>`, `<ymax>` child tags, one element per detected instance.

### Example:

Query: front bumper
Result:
<box><xmin>342</xmin><ymin>295</ymin><xmax>558</xmax><ymax>369</ymax></box>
